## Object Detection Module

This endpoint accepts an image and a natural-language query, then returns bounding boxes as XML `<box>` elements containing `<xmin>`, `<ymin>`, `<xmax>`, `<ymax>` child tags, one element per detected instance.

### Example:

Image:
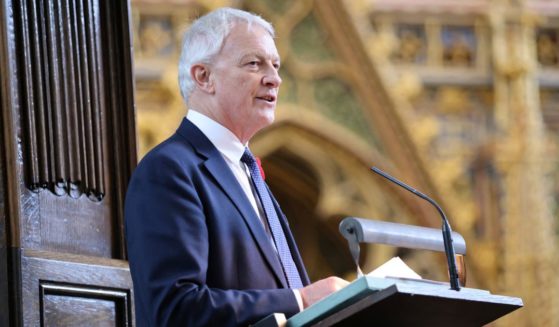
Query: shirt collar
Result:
<box><xmin>186</xmin><ymin>110</ymin><xmax>246</xmax><ymax>163</ymax></box>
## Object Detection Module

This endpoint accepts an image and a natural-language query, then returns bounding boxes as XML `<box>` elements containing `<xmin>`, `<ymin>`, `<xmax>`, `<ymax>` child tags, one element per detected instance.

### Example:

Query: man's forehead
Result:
<box><xmin>229</xmin><ymin>20</ymin><xmax>273</xmax><ymax>37</ymax></box>
<box><xmin>222</xmin><ymin>24</ymin><xmax>280</xmax><ymax>59</ymax></box>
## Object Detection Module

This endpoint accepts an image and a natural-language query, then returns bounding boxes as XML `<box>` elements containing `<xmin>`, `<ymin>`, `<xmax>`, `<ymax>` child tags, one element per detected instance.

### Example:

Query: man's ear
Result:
<box><xmin>191</xmin><ymin>63</ymin><xmax>215</xmax><ymax>94</ymax></box>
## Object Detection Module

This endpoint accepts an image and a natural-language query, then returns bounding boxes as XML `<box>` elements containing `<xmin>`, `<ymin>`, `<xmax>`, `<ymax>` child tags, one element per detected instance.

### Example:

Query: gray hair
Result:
<box><xmin>178</xmin><ymin>7</ymin><xmax>275</xmax><ymax>104</ymax></box>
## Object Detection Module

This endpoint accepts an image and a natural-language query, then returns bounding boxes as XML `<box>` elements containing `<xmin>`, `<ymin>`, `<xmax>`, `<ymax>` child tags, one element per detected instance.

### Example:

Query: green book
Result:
<box><xmin>286</xmin><ymin>276</ymin><xmax>396</xmax><ymax>327</ymax></box>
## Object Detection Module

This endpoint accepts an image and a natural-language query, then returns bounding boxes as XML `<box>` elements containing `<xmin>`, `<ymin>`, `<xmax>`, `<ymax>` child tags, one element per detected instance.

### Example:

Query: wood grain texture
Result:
<box><xmin>3</xmin><ymin>0</ymin><xmax>137</xmax><ymax>259</ymax></box>
<box><xmin>1</xmin><ymin>0</ymin><xmax>21</xmax><ymax>325</ymax></box>
<box><xmin>0</xmin><ymin>47</ymin><xmax>7</xmax><ymax>326</ymax></box>
<box><xmin>1</xmin><ymin>0</ymin><xmax>137</xmax><ymax>325</ymax></box>
<box><xmin>17</xmin><ymin>0</ymin><xmax>106</xmax><ymax>201</ymax></box>
<box><xmin>21</xmin><ymin>249</ymin><xmax>134</xmax><ymax>326</ymax></box>
<box><xmin>44</xmin><ymin>295</ymin><xmax>118</xmax><ymax>327</ymax></box>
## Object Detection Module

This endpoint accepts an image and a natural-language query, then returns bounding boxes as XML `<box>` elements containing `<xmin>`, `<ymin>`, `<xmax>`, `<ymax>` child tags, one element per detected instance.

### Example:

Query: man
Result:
<box><xmin>125</xmin><ymin>8</ymin><xmax>348</xmax><ymax>326</ymax></box>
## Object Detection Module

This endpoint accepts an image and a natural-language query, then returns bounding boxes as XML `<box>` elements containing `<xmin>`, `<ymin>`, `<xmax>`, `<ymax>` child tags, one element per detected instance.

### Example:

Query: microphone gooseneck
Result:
<box><xmin>371</xmin><ymin>167</ymin><xmax>461</xmax><ymax>291</ymax></box>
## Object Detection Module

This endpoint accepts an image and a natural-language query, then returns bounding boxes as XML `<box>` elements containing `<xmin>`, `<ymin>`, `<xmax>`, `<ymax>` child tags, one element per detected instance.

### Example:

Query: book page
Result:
<box><xmin>367</xmin><ymin>256</ymin><xmax>422</xmax><ymax>280</ymax></box>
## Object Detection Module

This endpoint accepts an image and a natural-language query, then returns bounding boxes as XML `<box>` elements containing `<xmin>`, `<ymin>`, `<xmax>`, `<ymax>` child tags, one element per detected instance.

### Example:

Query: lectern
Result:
<box><xmin>253</xmin><ymin>218</ymin><xmax>523</xmax><ymax>327</ymax></box>
<box><xmin>294</xmin><ymin>276</ymin><xmax>521</xmax><ymax>326</ymax></box>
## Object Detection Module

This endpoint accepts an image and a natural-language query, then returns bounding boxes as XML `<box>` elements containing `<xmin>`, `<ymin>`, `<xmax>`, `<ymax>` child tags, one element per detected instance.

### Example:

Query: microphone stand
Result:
<box><xmin>371</xmin><ymin>167</ymin><xmax>461</xmax><ymax>291</ymax></box>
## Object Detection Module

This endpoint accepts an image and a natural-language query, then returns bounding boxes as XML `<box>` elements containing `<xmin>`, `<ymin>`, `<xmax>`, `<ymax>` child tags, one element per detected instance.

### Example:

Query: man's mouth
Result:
<box><xmin>256</xmin><ymin>95</ymin><xmax>276</xmax><ymax>103</ymax></box>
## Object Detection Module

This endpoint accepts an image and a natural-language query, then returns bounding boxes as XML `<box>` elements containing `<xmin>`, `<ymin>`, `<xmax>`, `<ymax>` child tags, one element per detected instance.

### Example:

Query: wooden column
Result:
<box><xmin>0</xmin><ymin>0</ymin><xmax>137</xmax><ymax>325</ymax></box>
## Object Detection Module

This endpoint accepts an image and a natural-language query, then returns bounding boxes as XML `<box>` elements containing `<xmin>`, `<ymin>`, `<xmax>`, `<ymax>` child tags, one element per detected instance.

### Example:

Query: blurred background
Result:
<box><xmin>130</xmin><ymin>0</ymin><xmax>559</xmax><ymax>325</ymax></box>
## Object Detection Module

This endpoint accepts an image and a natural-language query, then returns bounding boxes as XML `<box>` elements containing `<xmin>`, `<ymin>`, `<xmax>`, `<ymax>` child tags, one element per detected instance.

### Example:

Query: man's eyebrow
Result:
<box><xmin>239</xmin><ymin>52</ymin><xmax>280</xmax><ymax>62</ymax></box>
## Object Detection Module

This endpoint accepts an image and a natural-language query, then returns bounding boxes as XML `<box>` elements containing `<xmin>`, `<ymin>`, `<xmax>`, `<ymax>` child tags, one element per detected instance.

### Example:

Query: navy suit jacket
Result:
<box><xmin>125</xmin><ymin>118</ymin><xmax>310</xmax><ymax>326</ymax></box>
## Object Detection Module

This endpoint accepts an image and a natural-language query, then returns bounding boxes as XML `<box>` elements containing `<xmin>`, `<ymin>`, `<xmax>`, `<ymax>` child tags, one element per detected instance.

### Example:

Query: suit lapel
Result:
<box><xmin>176</xmin><ymin>119</ymin><xmax>288</xmax><ymax>288</ymax></box>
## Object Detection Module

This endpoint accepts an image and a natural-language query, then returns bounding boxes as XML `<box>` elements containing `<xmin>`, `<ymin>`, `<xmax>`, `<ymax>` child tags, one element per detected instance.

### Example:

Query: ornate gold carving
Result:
<box><xmin>394</xmin><ymin>25</ymin><xmax>426</xmax><ymax>64</ymax></box>
<box><xmin>489</xmin><ymin>4</ymin><xmax>558</xmax><ymax>326</ymax></box>
<box><xmin>131</xmin><ymin>2</ymin><xmax>559</xmax><ymax>324</ymax></box>
<box><xmin>352</xmin><ymin>1</ymin><xmax>559</xmax><ymax>325</ymax></box>
<box><xmin>441</xmin><ymin>25</ymin><xmax>476</xmax><ymax>67</ymax></box>
<box><xmin>537</xmin><ymin>29</ymin><xmax>559</xmax><ymax>66</ymax></box>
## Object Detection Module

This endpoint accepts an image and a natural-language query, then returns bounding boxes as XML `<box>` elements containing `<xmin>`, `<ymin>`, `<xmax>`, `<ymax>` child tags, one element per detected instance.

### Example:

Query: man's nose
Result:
<box><xmin>262</xmin><ymin>67</ymin><xmax>282</xmax><ymax>87</ymax></box>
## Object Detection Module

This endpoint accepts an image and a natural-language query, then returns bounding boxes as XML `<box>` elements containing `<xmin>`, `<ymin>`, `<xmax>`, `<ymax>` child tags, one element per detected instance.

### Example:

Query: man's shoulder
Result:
<box><xmin>132</xmin><ymin>118</ymin><xmax>221</xmax><ymax>180</ymax></box>
<box><xmin>140</xmin><ymin>119</ymin><xmax>202</xmax><ymax>161</ymax></box>
<box><xmin>138</xmin><ymin>132</ymin><xmax>196</xmax><ymax>169</ymax></box>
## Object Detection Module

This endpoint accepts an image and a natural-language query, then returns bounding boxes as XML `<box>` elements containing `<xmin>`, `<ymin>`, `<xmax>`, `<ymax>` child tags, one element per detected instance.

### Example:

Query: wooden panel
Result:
<box><xmin>1</xmin><ymin>0</ymin><xmax>136</xmax><ymax>324</ymax></box>
<box><xmin>44</xmin><ymin>295</ymin><xmax>117</xmax><ymax>327</ymax></box>
<box><xmin>0</xmin><ymin>0</ymin><xmax>136</xmax><ymax>326</ymax></box>
<box><xmin>42</xmin><ymin>283</ymin><xmax>128</xmax><ymax>326</ymax></box>
<box><xmin>98</xmin><ymin>0</ymin><xmax>137</xmax><ymax>260</ymax></box>
<box><xmin>21</xmin><ymin>249</ymin><xmax>134</xmax><ymax>326</ymax></box>
<box><xmin>0</xmin><ymin>83</ymin><xmax>9</xmax><ymax>326</ymax></box>
<box><xmin>19</xmin><ymin>192</ymin><xmax>113</xmax><ymax>257</ymax></box>
<box><xmin>5</xmin><ymin>0</ymin><xmax>137</xmax><ymax>259</ymax></box>
<box><xmin>17</xmin><ymin>0</ymin><xmax>106</xmax><ymax>200</ymax></box>
<box><xmin>1</xmin><ymin>2</ymin><xmax>18</xmax><ymax>325</ymax></box>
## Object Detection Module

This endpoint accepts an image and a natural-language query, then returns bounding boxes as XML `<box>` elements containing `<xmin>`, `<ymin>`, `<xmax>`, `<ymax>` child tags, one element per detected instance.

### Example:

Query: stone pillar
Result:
<box><xmin>491</xmin><ymin>1</ymin><xmax>559</xmax><ymax>325</ymax></box>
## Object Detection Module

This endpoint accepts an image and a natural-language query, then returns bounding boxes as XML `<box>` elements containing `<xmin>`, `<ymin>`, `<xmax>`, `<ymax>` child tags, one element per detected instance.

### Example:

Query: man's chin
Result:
<box><xmin>253</xmin><ymin>113</ymin><xmax>275</xmax><ymax>133</ymax></box>
<box><xmin>257</xmin><ymin>107</ymin><xmax>275</xmax><ymax>123</ymax></box>
<box><xmin>263</xmin><ymin>112</ymin><xmax>275</xmax><ymax>126</ymax></box>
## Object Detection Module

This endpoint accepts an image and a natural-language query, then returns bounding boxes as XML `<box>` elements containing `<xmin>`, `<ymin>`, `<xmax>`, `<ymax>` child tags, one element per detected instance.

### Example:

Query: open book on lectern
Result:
<box><xmin>284</xmin><ymin>257</ymin><xmax>425</xmax><ymax>326</ymax></box>
<box><xmin>366</xmin><ymin>256</ymin><xmax>421</xmax><ymax>280</ymax></box>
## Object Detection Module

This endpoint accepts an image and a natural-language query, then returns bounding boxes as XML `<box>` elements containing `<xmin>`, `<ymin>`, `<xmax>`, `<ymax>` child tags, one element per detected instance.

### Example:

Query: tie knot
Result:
<box><xmin>241</xmin><ymin>147</ymin><xmax>256</xmax><ymax>166</ymax></box>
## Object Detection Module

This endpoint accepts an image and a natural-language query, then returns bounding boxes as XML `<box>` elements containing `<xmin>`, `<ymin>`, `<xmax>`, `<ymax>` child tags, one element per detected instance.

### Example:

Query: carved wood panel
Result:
<box><xmin>18</xmin><ymin>0</ymin><xmax>106</xmax><ymax>201</ymax></box>
<box><xmin>1</xmin><ymin>0</ymin><xmax>137</xmax><ymax>325</ymax></box>
<box><xmin>21</xmin><ymin>250</ymin><xmax>134</xmax><ymax>326</ymax></box>
<box><xmin>7</xmin><ymin>0</ymin><xmax>136</xmax><ymax>259</ymax></box>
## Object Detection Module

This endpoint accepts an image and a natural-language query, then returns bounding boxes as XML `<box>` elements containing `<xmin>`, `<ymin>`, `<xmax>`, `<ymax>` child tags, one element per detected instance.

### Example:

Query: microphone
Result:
<box><xmin>371</xmin><ymin>167</ymin><xmax>461</xmax><ymax>291</ymax></box>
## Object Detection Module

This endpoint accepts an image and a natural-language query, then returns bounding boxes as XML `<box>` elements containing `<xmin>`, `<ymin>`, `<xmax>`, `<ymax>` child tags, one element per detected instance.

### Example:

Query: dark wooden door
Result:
<box><xmin>1</xmin><ymin>0</ymin><xmax>137</xmax><ymax>325</ymax></box>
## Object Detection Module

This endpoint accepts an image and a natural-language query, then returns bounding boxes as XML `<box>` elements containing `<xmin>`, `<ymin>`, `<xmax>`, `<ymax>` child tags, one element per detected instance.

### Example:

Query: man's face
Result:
<box><xmin>209</xmin><ymin>23</ymin><xmax>281</xmax><ymax>143</ymax></box>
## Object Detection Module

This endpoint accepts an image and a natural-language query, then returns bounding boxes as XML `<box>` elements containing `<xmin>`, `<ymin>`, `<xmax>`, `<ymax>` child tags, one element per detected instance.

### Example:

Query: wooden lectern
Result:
<box><xmin>254</xmin><ymin>276</ymin><xmax>522</xmax><ymax>327</ymax></box>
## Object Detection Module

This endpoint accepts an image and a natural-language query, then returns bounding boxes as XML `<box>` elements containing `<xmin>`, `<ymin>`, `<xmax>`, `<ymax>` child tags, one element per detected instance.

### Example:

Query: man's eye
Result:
<box><xmin>248</xmin><ymin>61</ymin><xmax>259</xmax><ymax>66</ymax></box>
